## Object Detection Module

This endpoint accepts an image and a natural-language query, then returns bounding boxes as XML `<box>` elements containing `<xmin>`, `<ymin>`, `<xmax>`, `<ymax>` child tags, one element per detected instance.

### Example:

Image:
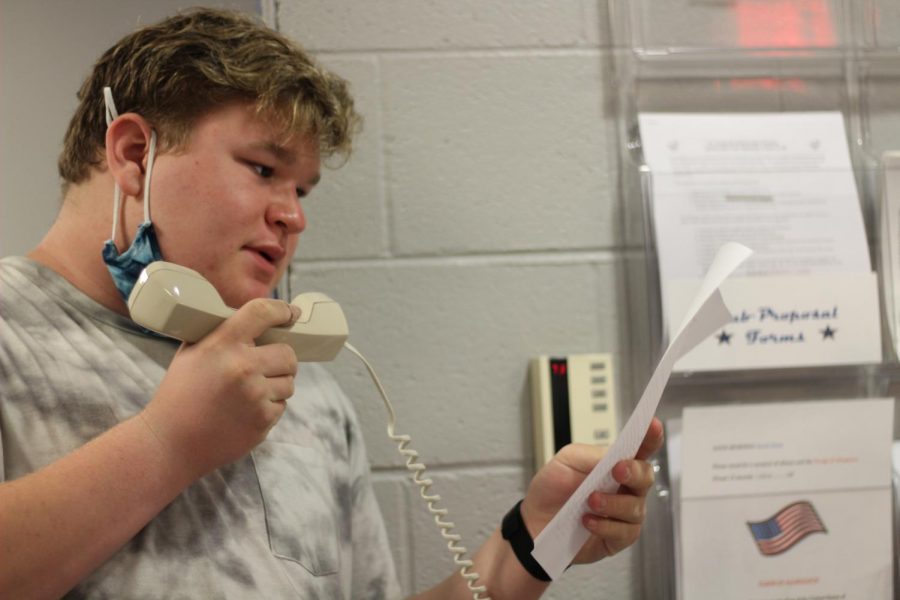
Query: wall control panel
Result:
<box><xmin>530</xmin><ymin>353</ymin><xmax>618</xmax><ymax>470</ymax></box>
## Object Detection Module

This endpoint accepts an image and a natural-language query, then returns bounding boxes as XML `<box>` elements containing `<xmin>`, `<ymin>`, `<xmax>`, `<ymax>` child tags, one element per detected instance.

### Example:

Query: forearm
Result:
<box><xmin>412</xmin><ymin>527</ymin><xmax>550</xmax><ymax>600</ymax></box>
<box><xmin>0</xmin><ymin>414</ymin><xmax>195</xmax><ymax>598</ymax></box>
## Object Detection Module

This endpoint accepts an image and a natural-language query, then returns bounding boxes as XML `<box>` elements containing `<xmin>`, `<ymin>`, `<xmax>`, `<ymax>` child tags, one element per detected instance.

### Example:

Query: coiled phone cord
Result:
<box><xmin>344</xmin><ymin>342</ymin><xmax>491</xmax><ymax>600</ymax></box>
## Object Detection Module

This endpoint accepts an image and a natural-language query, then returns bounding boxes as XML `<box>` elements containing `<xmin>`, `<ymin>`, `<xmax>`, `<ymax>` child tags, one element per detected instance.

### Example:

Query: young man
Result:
<box><xmin>0</xmin><ymin>8</ymin><xmax>663</xmax><ymax>599</ymax></box>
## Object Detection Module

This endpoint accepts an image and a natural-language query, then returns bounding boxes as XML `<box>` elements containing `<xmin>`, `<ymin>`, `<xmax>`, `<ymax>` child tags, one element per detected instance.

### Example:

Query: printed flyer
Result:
<box><xmin>677</xmin><ymin>399</ymin><xmax>894</xmax><ymax>599</ymax></box>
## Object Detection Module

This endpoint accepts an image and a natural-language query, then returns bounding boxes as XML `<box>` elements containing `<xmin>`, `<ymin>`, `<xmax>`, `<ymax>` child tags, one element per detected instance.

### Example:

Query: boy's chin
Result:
<box><xmin>223</xmin><ymin>285</ymin><xmax>273</xmax><ymax>308</ymax></box>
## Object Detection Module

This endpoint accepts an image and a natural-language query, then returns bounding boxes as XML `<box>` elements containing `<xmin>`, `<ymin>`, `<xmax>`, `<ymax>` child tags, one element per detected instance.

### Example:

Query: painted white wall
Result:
<box><xmin>278</xmin><ymin>2</ymin><xmax>645</xmax><ymax>598</ymax></box>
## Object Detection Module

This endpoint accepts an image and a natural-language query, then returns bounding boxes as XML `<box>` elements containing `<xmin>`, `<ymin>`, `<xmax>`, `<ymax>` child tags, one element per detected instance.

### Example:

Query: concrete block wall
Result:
<box><xmin>277</xmin><ymin>1</ymin><xmax>647</xmax><ymax>598</ymax></box>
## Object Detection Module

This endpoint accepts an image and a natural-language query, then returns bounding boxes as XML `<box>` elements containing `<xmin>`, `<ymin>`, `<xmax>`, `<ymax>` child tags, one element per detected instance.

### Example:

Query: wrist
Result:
<box><xmin>135</xmin><ymin>409</ymin><xmax>203</xmax><ymax>484</ymax></box>
<box><xmin>500</xmin><ymin>500</ymin><xmax>552</xmax><ymax>582</ymax></box>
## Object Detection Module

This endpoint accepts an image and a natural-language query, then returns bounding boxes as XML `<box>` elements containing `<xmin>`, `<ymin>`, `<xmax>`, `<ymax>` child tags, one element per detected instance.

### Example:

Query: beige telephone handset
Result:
<box><xmin>128</xmin><ymin>260</ymin><xmax>492</xmax><ymax>599</ymax></box>
<box><xmin>127</xmin><ymin>261</ymin><xmax>348</xmax><ymax>361</ymax></box>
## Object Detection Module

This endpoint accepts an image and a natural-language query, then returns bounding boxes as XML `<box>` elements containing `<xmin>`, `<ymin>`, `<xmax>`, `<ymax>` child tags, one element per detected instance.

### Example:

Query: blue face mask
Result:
<box><xmin>100</xmin><ymin>87</ymin><xmax>165</xmax><ymax>302</ymax></box>
<box><xmin>102</xmin><ymin>221</ymin><xmax>163</xmax><ymax>301</ymax></box>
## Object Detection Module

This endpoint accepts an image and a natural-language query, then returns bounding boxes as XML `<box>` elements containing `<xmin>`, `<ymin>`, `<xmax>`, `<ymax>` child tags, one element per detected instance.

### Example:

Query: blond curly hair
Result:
<box><xmin>58</xmin><ymin>8</ymin><xmax>359</xmax><ymax>187</ymax></box>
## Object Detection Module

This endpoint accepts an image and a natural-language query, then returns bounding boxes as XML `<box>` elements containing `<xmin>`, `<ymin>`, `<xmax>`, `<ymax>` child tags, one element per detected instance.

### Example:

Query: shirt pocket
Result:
<box><xmin>252</xmin><ymin>441</ymin><xmax>340</xmax><ymax>576</ymax></box>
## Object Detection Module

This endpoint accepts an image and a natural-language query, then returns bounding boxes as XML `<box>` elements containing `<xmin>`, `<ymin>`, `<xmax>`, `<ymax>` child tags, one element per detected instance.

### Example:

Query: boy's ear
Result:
<box><xmin>104</xmin><ymin>114</ymin><xmax>154</xmax><ymax>197</ymax></box>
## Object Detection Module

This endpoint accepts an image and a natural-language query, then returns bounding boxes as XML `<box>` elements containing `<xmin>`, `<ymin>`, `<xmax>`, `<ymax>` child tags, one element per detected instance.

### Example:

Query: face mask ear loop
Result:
<box><xmin>109</xmin><ymin>187</ymin><xmax>122</xmax><ymax>243</ymax></box>
<box><xmin>142</xmin><ymin>131</ymin><xmax>157</xmax><ymax>224</ymax></box>
<box><xmin>103</xmin><ymin>86</ymin><xmax>119</xmax><ymax>124</ymax></box>
<box><xmin>103</xmin><ymin>87</ymin><xmax>123</xmax><ymax>243</ymax></box>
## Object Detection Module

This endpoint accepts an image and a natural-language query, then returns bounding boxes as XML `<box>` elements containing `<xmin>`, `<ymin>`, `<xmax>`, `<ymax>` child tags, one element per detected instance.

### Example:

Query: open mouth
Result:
<box><xmin>246</xmin><ymin>243</ymin><xmax>285</xmax><ymax>271</ymax></box>
<box><xmin>244</xmin><ymin>247</ymin><xmax>278</xmax><ymax>272</ymax></box>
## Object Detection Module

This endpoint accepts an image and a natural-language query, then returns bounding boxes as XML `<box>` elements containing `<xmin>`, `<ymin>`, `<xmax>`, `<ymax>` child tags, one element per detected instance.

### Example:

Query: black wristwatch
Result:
<box><xmin>500</xmin><ymin>499</ymin><xmax>552</xmax><ymax>582</ymax></box>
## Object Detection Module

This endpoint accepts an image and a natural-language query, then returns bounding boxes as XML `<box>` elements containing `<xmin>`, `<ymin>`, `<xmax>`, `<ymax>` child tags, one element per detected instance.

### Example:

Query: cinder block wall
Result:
<box><xmin>278</xmin><ymin>2</ymin><xmax>645</xmax><ymax>597</ymax></box>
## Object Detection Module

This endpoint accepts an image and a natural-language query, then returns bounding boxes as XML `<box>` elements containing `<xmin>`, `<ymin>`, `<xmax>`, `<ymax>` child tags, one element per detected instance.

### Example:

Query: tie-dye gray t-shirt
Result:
<box><xmin>0</xmin><ymin>256</ymin><xmax>401</xmax><ymax>599</ymax></box>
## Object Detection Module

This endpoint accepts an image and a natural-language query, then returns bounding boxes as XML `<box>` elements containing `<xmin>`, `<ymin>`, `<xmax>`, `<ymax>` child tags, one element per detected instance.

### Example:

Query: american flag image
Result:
<box><xmin>747</xmin><ymin>500</ymin><xmax>827</xmax><ymax>556</ymax></box>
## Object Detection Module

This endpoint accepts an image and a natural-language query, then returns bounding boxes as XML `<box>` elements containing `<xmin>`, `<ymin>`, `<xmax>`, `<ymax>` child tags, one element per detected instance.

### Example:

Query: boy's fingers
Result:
<box><xmin>213</xmin><ymin>298</ymin><xmax>297</xmax><ymax>344</ymax></box>
<box><xmin>635</xmin><ymin>417</ymin><xmax>665</xmax><ymax>461</ymax></box>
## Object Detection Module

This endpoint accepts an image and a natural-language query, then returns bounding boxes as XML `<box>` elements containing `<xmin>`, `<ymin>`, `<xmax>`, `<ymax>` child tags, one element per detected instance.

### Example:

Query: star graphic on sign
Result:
<box><xmin>821</xmin><ymin>325</ymin><xmax>836</xmax><ymax>340</ymax></box>
<box><xmin>717</xmin><ymin>330</ymin><xmax>732</xmax><ymax>345</ymax></box>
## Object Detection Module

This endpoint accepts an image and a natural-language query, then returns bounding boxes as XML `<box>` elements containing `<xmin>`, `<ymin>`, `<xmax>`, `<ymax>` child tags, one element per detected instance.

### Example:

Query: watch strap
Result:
<box><xmin>500</xmin><ymin>499</ymin><xmax>552</xmax><ymax>582</ymax></box>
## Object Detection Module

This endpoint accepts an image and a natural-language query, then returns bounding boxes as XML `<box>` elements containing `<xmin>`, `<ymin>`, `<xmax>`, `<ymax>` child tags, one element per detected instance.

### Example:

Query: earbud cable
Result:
<box><xmin>343</xmin><ymin>342</ymin><xmax>491</xmax><ymax>600</ymax></box>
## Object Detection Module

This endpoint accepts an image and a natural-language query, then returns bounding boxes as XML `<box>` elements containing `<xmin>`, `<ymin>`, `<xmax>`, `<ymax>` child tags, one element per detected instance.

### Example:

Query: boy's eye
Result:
<box><xmin>252</xmin><ymin>164</ymin><xmax>274</xmax><ymax>178</ymax></box>
<box><xmin>296</xmin><ymin>187</ymin><xmax>307</xmax><ymax>199</ymax></box>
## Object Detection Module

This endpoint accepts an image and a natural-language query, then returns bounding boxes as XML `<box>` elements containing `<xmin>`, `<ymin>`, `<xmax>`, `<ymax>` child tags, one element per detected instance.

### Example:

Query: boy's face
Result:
<box><xmin>144</xmin><ymin>102</ymin><xmax>320</xmax><ymax>308</ymax></box>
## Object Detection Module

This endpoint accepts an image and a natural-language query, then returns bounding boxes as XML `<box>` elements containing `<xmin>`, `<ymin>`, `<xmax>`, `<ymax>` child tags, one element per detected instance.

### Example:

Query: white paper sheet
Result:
<box><xmin>679</xmin><ymin>399</ymin><xmax>894</xmax><ymax>599</ymax></box>
<box><xmin>531</xmin><ymin>242</ymin><xmax>752</xmax><ymax>579</ymax></box>
<box><xmin>638</xmin><ymin>112</ymin><xmax>871</xmax><ymax>343</ymax></box>
<box><xmin>639</xmin><ymin>112</ymin><xmax>858</xmax><ymax>174</ymax></box>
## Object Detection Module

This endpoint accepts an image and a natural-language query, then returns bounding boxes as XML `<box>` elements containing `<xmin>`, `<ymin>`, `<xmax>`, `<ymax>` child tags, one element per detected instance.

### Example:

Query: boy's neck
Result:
<box><xmin>27</xmin><ymin>180</ymin><xmax>130</xmax><ymax>316</ymax></box>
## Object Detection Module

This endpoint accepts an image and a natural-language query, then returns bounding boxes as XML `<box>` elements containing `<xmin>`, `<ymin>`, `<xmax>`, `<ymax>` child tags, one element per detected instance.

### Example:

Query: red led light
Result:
<box><xmin>735</xmin><ymin>0</ymin><xmax>835</xmax><ymax>49</ymax></box>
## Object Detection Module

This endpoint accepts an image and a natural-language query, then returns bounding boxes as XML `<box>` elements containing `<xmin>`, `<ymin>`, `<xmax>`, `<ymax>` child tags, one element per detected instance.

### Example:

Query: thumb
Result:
<box><xmin>208</xmin><ymin>298</ymin><xmax>300</xmax><ymax>346</ymax></box>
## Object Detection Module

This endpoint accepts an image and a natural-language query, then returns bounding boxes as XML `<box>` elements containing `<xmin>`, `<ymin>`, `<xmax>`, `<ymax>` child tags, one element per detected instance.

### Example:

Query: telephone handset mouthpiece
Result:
<box><xmin>127</xmin><ymin>261</ymin><xmax>348</xmax><ymax>361</ymax></box>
